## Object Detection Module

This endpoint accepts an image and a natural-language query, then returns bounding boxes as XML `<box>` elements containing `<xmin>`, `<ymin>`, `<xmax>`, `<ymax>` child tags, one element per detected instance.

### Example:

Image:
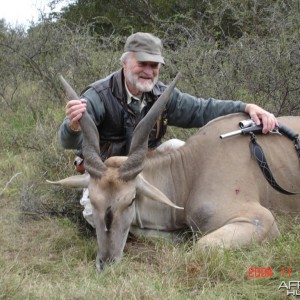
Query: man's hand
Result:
<box><xmin>65</xmin><ymin>99</ymin><xmax>87</xmax><ymax>131</ymax></box>
<box><xmin>245</xmin><ymin>104</ymin><xmax>278</xmax><ymax>134</ymax></box>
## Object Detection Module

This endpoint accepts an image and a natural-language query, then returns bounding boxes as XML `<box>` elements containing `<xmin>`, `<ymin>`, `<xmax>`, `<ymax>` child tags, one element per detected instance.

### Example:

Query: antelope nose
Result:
<box><xmin>96</xmin><ymin>257</ymin><xmax>116</xmax><ymax>271</ymax></box>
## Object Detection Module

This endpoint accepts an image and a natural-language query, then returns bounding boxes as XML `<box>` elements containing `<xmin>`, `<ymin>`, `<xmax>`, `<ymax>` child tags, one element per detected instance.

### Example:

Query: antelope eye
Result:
<box><xmin>129</xmin><ymin>193</ymin><xmax>136</xmax><ymax>206</ymax></box>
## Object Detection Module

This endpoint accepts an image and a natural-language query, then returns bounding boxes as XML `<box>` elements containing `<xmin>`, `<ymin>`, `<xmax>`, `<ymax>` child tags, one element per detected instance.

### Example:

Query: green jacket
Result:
<box><xmin>58</xmin><ymin>69</ymin><xmax>246</xmax><ymax>158</ymax></box>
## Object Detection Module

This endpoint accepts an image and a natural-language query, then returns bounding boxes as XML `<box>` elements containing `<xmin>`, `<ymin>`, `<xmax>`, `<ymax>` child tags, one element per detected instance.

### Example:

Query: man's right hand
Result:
<box><xmin>65</xmin><ymin>99</ymin><xmax>87</xmax><ymax>131</ymax></box>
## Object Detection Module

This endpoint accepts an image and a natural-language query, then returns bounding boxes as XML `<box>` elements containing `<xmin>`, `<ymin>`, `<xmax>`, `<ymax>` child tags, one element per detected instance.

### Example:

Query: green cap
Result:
<box><xmin>124</xmin><ymin>32</ymin><xmax>165</xmax><ymax>64</ymax></box>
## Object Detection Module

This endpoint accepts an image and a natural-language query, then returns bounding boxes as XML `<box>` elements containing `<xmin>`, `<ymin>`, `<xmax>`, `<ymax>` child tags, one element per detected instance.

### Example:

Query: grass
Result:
<box><xmin>0</xmin><ymin>189</ymin><xmax>299</xmax><ymax>300</ymax></box>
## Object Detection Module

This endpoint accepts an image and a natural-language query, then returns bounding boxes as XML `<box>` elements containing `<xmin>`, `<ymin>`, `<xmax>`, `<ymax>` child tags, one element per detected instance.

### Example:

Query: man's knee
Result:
<box><xmin>80</xmin><ymin>188</ymin><xmax>95</xmax><ymax>228</ymax></box>
<box><xmin>156</xmin><ymin>139</ymin><xmax>185</xmax><ymax>152</ymax></box>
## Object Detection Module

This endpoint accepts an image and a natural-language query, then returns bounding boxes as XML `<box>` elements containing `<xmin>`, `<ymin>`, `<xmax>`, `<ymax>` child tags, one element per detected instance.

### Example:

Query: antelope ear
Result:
<box><xmin>136</xmin><ymin>175</ymin><xmax>184</xmax><ymax>210</ymax></box>
<box><xmin>46</xmin><ymin>173</ymin><xmax>90</xmax><ymax>188</ymax></box>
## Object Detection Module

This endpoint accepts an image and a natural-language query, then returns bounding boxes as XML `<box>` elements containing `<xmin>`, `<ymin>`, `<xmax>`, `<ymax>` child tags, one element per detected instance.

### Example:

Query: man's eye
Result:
<box><xmin>138</xmin><ymin>62</ymin><xmax>159</xmax><ymax>69</ymax></box>
<box><xmin>150</xmin><ymin>63</ymin><xmax>159</xmax><ymax>69</ymax></box>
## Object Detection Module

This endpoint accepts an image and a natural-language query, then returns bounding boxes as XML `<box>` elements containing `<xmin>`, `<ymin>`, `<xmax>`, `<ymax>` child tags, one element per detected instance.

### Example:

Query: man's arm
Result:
<box><xmin>166</xmin><ymin>88</ymin><xmax>277</xmax><ymax>132</ymax></box>
<box><xmin>166</xmin><ymin>88</ymin><xmax>246</xmax><ymax>128</ymax></box>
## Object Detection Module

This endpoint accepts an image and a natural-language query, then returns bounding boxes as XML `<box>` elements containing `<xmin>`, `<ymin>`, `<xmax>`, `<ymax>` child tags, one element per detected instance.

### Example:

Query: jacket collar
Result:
<box><xmin>111</xmin><ymin>69</ymin><xmax>126</xmax><ymax>102</ymax></box>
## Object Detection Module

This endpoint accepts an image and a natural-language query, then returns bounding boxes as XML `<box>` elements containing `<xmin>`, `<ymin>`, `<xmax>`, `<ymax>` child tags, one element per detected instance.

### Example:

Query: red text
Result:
<box><xmin>248</xmin><ymin>267</ymin><xmax>273</xmax><ymax>278</ymax></box>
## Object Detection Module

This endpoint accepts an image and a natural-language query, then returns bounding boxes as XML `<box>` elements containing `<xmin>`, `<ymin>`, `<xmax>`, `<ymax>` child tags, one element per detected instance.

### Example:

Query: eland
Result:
<box><xmin>48</xmin><ymin>73</ymin><xmax>300</xmax><ymax>270</ymax></box>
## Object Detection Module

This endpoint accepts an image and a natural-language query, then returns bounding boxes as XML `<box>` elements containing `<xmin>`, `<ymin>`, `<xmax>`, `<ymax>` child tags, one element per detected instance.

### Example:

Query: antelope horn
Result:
<box><xmin>46</xmin><ymin>173</ymin><xmax>90</xmax><ymax>188</ymax></box>
<box><xmin>59</xmin><ymin>75</ymin><xmax>107</xmax><ymax>178</ymax></box>
<box><xmin>120</xmin><ymin>72</ymin><xmax>181</xmax><ymax>181</ymax></box>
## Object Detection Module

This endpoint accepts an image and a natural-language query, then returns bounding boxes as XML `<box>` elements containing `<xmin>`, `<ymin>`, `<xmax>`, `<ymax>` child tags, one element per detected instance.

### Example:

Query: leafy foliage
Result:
<box><xmin>0</xmin><ymin>0</ymin><xmax>300</xmax><ymax>219</ymax></box>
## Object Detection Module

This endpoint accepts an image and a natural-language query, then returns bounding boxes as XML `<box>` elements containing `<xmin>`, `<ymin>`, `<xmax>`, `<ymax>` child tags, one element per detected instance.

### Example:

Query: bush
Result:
<box><xmin>1</xmin><ymin>2</ymin><xmax>300</xmax><ymax>220</ymax></box>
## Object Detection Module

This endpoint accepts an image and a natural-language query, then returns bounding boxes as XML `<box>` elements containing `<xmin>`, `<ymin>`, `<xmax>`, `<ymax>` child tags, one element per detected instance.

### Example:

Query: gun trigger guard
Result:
<box><xmin>250</xmin><ymin>132</ymin><xmax>256</xmax><ymax>143</ymax></box>
<box><xmin>270</xmin><ymin>129</ymin><xmax>281</xmax><ymax>135</ymax></box>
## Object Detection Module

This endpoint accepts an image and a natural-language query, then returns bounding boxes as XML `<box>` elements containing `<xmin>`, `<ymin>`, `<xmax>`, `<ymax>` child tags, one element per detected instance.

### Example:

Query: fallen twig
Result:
<box><xmin>0</xmin><ymin>172</ymin><xmax>22</xmax><ymax>198</ymax></box>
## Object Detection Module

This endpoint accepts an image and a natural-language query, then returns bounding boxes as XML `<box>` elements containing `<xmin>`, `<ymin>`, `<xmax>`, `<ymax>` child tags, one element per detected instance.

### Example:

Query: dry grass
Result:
<box><xmin>0</xmin><ymin>191</ymin><xmax>299</xmax><ymax>300</ymax></box>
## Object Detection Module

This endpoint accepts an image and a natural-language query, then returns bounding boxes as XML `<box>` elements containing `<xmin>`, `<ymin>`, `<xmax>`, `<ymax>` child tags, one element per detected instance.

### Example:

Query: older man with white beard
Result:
<box><xmin>58</xmin><ymin>32</ymin><xmax>277</xmax><ymax>226</ymax></box>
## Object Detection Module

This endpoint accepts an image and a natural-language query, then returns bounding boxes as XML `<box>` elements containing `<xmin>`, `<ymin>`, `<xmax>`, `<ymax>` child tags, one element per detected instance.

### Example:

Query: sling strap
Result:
<box><xmin>279</xmin><ymin>124</ymin><xmax>300</xmax><ymax>161</ymax></box>
<box><xmin>249</xmin><ymin>124</ymin><xmax>300</xmax><ymax>195</ymax></box>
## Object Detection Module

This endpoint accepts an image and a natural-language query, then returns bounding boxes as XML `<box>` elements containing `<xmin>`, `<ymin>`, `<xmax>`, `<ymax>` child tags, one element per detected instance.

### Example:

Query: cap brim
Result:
<box><xmin>136</xmin><ymin>52</ymin><xmax>165</xmax><ymax>64</ymax></box>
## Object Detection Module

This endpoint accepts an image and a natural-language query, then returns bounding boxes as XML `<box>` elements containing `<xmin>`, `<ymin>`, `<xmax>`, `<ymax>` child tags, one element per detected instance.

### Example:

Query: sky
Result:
<box><xmin>0</xmin><ymin>0</ymin><xmax>69</xmax><ymax>27</ymax></box>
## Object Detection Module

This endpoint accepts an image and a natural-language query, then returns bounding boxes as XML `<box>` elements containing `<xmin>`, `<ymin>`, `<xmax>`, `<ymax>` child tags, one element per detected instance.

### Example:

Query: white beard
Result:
<box><xmin>125</xmin><ymin>68</ymin><xmax>158</xmax><ymax>92</ymax></box>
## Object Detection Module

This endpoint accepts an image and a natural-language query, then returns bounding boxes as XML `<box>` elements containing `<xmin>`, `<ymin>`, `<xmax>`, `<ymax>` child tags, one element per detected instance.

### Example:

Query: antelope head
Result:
<box><xmin>48</xmin><ymin>73</ymin><xmax>182</xmax><ymax>270</ymax></box>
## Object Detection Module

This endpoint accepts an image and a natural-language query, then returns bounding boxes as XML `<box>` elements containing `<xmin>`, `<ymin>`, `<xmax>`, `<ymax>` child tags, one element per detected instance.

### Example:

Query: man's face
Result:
<box><xmin>123</xmin><ymin>53</ymin><xmax>160</xmax><ymax>95</ymax></box>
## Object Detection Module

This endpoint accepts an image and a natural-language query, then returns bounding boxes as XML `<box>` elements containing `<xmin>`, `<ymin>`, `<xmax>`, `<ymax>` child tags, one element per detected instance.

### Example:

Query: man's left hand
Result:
<box><xmin>245</xmin><ymin>104</ymin><xmax>278</xmax><ymax>134</ymax></box>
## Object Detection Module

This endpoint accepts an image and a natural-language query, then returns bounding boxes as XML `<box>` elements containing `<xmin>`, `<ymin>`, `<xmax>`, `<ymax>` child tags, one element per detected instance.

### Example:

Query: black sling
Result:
<box><xmin>249</xmin><ymin>124</ymin><xmax>300</xmax><ymax>195</ymax></box>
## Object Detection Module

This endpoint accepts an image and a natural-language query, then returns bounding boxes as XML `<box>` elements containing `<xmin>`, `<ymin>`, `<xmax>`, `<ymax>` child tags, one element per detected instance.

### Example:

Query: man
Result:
<box><xmin>58</xmin><ymin>32</ymin><xmax>277</xmax><ymax>225</ymax></box>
